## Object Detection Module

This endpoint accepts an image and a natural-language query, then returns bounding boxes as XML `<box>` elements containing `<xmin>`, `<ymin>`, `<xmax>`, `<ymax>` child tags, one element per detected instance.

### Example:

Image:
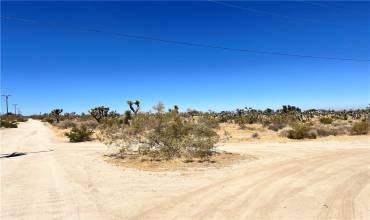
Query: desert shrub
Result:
<box><xmin>0</xmin><ymin>120</ymin><xmax>18</xmax><ymax>128</ymax></box>
<box><xmin>80</xmin><ymin>120</ymin><xmax>99</xmax><ymax>130</ymax></box>
<box><xmin>56</xmin><ymin>120</ymin><xmax>77</xmax><ymax>129</ymax></box>
<box><xmin>98</xmin><ymin>103</ymin><xmax>219</xmax><ymax>160</ymax></box>
<box><xmin>266</xmin><ymin>115</ymin><xmax>289</xmax><ymax>131</ymax></box>
<box><xmin>123</xmin><ymin>110</ymin><xmax>132</xmax><ymax>125</ymax></box>
<box><xmin>320</xmin><ymin>117</ymin><xmax>333</xmax><ymax>124</ymax></box>
<box><xmin>1</xmin><ymin>115</ymin><xmax>28</xmax><ymax>123</ymax></box>
<box><xmin>198</xmin><ymin>115</ymin><xmax>220</xmax><ymax>129</ymax></box>
<box><xmin>16</xmin><ymin>117</ymin><xmax>28</xmax><ymax>122</ymax></box>
<box><xmin>316</xmin><ymin>128</ymin><xmax>337</xmax><ymax>137</ymax></box>
<box><xmin>65</xmin><ymin>125</ymin><xmax>93</xmax><ymax>142</ymax></box>
<box><xmin>42</xmin><ymin>117</ymin><xmax>54</xmax><ymax>124</ymax></box>
<box><xmin>286</xmin><ymin>123</ymin><xmax>316</xmax><ymax>139</ymax></box>
<box><xmin>351</xmin><ymin>121</ymin><xmax>369</xmax><ymax>135</ymax></box>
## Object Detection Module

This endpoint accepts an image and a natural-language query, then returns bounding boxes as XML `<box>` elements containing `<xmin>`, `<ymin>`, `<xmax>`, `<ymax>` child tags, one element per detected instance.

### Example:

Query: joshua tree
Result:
<box><xmin>169</xmin><ymin>105</ymin><xmax>179</xmax><ymax>114</ymax></box>
<box><xmin>51</xmin><ymin>109</ymin><xmax>63</xmax><ymax>123</ymax></box>
<box><xmin>173</xmin><ymin>105</ymin><xmax>179</xmax><ymax>113</ymax></box>
<box><xmin>127</xmin><ymin>100</ymin><xmax>140</xmax><ymax>115</ymax></box>
<box><xmin>89</xmin><ymin>106</ymin><xmax>109</xmax><ymax>122</ymax></box>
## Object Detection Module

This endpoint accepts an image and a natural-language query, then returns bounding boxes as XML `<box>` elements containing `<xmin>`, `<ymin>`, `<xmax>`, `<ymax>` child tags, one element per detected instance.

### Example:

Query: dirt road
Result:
<box><xmin>1</xmin><ymin>119</ymin><xmax>369</xmax><ymax>219</ymax></box>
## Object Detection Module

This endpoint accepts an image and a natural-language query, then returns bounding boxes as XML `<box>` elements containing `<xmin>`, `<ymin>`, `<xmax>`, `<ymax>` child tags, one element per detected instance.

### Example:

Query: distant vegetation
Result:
<box><xmin>0</xmin><ymin>113</ymin><xmax>28</xmax><ymax>128</ymax></box>
<box><xmin>28</xmin><ymin>103</ymin><xmax>370</xmax><ymax>159</ymax></box>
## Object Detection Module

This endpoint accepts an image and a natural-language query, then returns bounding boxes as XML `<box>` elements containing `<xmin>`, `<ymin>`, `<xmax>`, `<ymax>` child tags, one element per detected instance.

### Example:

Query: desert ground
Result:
<box><xmin>1</xmin><ymin>119</ymin><xmax>369</xmax><ymax>220</ymax></box>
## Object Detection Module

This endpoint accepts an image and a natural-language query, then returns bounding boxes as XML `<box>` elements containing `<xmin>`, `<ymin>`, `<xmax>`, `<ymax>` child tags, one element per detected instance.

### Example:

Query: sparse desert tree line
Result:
<box><xmin>29</xmin><ymin>103</ymin><xmax>370</xmax><ymax>158</ymax></box>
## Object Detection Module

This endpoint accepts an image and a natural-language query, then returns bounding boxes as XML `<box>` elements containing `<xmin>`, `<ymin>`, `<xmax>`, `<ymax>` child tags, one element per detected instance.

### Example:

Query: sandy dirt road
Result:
<box><xmin>1</xmin><ymin>119</ymin><xmax>369</xmax><ymax>220</ymax></box>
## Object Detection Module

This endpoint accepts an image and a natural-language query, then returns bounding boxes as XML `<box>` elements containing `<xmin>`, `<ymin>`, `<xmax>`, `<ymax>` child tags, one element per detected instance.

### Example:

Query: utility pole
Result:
<box><xmin>13</xmin><ymin>104</ymin><xmax>18</xmax><ymax>115</ymax></box>
<box><xmin>1</xmin><ymin>94</ymin><xmax>11</xmax><ymax>115</ymax></box>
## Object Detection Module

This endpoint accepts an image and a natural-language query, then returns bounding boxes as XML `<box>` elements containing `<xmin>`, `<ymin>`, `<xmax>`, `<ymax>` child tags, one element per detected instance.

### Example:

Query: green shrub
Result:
<box><xmin>65</xmin><ymin>125</ymin><xmax>93</xmax><ymax>142</ymax></box>
<box><xmin>287</xmin><ymin>123</ymin><xmax>316</xmax><ymax>139</ymax></box>
<box><xmin>0</xmin><ymin>120</ymin><xmax>18</xmax><ymax>128</ymax></box>
<box><xmin>320</xmin><ymin>117</ymin><xmax>333</xmax><ymax>124</ymax></box>
<box><xmin>98</xmin><ymin>103</ymin><xmax>219</xmax><ymax>160</ymax></box>
<box><xmin>351</xmin><ymin>121</ymin><xmax>369</xmax><ymax>135</ymax></box>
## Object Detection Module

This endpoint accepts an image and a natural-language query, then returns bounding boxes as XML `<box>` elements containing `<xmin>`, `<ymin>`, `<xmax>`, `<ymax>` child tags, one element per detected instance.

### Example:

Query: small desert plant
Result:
<box><xmin>89</xmin><ymin>106</ymin><xmax>109</xmax><ymax>122</ymax></box>
<box><xmin>251</xmin><ymin>132</ymin><xmax>259</xmax><ymax>138</ymax></box>
<box><xmin>351</xmin><ymin>121</ymin><xmax>369</xmax><ymax>135</ymax></box>
<box><xmin>65</xmin><ymin>125</ymin><xmax>93</xmax><ymax>142</ymax></box>
<box><xmin>51</xmin><ymin>109</ymin><xmax>63</xmax><ymax>123</ymax></box>
<box><xmin>320</xmin><ymin>117</ymin><xmax>333</xmax><ymax>124</ymax></box>
<box><xmin>287</xmin><ymin>123</ymin><xmax>316</xmax><ymax>139</ymax></box>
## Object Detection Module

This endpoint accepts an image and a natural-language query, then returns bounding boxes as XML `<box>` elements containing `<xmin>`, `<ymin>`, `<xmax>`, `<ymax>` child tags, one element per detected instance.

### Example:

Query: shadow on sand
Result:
<box><xmin>0</xmin><ymin>149</ymin><xmax>54</xmax><ymax>159</ymax></box>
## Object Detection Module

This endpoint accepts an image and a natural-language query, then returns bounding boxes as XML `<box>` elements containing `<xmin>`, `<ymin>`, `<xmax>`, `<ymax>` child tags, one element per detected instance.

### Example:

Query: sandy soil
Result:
<box><xmin>1</xmin><ymin>119</ymin><xmax>369</xmax><ymax>220</ymax></box>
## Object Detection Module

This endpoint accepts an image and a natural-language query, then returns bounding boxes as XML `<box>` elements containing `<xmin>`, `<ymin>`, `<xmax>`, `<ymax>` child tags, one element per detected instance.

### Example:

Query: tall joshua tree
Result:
<box><xmin>127</xmin><ymin>100</ymin><xmax>140</xmax><ymax>115</ymax></box>
<box><xmin>51</xmin><ymin>109</ymin><xmax>63</xmax><ymax>123</ymax></box>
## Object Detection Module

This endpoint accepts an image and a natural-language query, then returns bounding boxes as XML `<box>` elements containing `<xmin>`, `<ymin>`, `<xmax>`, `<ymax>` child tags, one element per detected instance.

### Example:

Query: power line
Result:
<box><xmin>1</xmin><ymin>15</ymin><xmax>370</xmax><ymax>62</ymax></box>
<box><xmin>208</xmin><ymin>0</ymin><xmax>349</xmax><ymax>27</ymax></box>
<box><xmin>300</xmin><ymin>1</ymin><xmax>370</xmax><ymax>16</ymax></box>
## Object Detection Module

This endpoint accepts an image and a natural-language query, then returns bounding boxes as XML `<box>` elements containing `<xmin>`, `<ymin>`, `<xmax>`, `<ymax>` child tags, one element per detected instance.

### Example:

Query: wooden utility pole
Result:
<box><xmin>13</xmin><ymin>104</ymin><xmax>18</xmax><ymax>115</ymax></box>
<box><xmin>1</xmin><ymin>94</ymin><xmax>11</xmax><ymax>115</ymax></box>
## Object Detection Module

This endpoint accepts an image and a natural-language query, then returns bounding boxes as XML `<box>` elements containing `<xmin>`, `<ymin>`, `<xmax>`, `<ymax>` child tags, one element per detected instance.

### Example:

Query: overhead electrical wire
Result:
<box><xmin>300</xmin><ymin>1</ymin><xmax>370</xmax><ymax>16</ymax></box>
<box><xmin>207</xmin><ymin>0</ymin><xmax>349</xmax><ymax>27</ymax></box>
<box><xmin>1</xmin><ymin>16</ymin><xmax>369</xmax><ymax>62</ymax></box>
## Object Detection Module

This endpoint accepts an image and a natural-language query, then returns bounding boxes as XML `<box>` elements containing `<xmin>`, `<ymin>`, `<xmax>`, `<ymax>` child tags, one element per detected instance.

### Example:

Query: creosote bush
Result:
<box><xmin>351</xmin><ymin>121</ymin><xmax>369</xmax><ymax>135</ymax></box>
<box><xmin>320</xmin><ymin>117</ymin><xmax>333</xmax><ymax>124</ymax></box>
<box><xmin>65</xmin><ymin>125</ymin><xmax>93</xmax><ymax>142</ymax></box>
<box><xmin>98</xmin><ymin>103</ymin><xmax>219</xmax><ymax>161</ymax></box>
<box><xmin>287</xmin><ymin>123</ymin><xmax>316</xmax><ymax>139</ymax></box>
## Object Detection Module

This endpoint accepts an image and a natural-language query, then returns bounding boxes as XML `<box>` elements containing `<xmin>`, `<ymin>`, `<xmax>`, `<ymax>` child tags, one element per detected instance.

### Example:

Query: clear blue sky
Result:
<box><xmin>1</xmin><ymin>1</ymin><xmax>369</xmax><ymax>115</ymax></box>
